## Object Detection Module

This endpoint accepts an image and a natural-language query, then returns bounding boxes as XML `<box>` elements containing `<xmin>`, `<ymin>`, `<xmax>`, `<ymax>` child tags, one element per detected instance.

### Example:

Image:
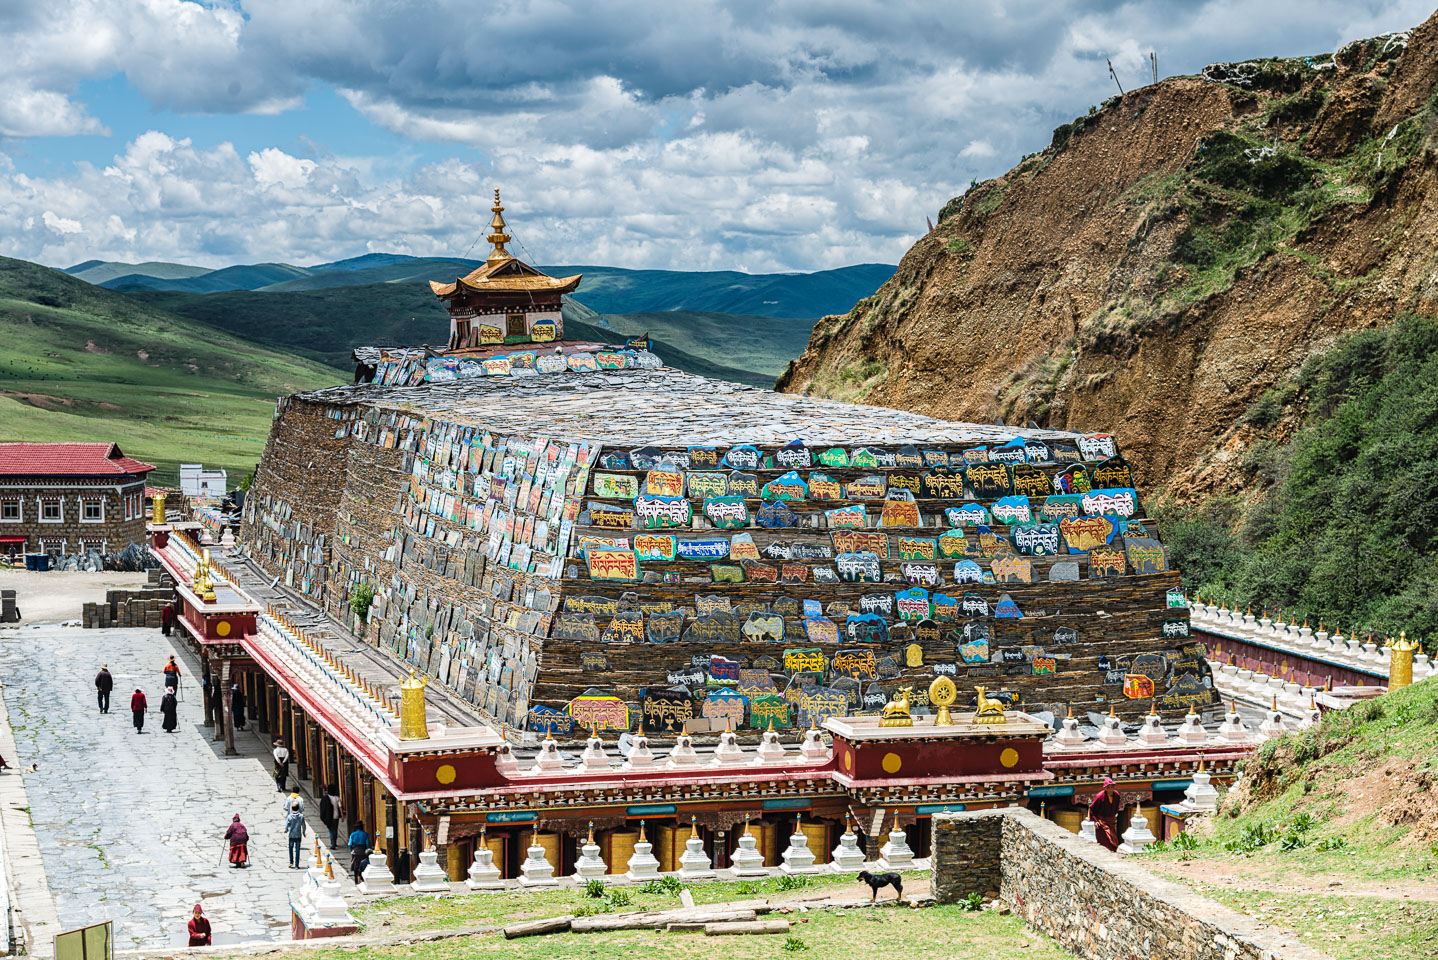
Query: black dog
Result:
<box><xmin>856</xmin><ymin>870</ymin><xmax>903</xmax><ymax>902</ymax></box>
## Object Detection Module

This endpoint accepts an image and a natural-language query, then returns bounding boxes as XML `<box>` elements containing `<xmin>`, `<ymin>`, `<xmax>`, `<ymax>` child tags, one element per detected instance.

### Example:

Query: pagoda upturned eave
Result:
<box><xmin>429</xmin><ymin>271</ymin><xmax>582</xmax><ymax>299</ymax></box>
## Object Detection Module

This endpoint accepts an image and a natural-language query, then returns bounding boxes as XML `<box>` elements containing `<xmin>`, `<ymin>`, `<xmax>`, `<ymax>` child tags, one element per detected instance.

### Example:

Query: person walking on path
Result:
<box><xmin>186</xmin><ymin>904</ymin><xmax>212</xmax><ymax>946</ymax></box>
<box><xmin>224</xmin><ymin>814</ymin><xmax>249</xmax><ymax>869</ymax></box>
<box><xmin>285</xmin><ymin>802</ymin><xmax>307</xmax><ymax>869</ymax></box>
<box><xmin>231</xmin><ymin>682</ymin><xmax>247</xmax><ymax>730</ymax></box>
<box><xmin>272</xmin><ymin>739</ymin><xmax>290</xmax><ymax>792</ymax></box>
<box><xmin>95</xmin><ymin>665</ymin><xmax>113</xmax><ymax>714</ymax></box>
<box><xmin>160</xmin><ymin>689</ymin><xmax>178</xmax><ymax>733</ymax></box>
<box><xmin>161</xmin><ymin>603</ymin><xmax>175</xmax><ymax>637</ymax></box>
<box><xmin>281</xmin><ymin>791</ymin><xmax>305</xmax><ymax>816</ymax></box>
<box><xmin>130</xmin><ymin>688</ymin><xmax>147</xmax><ymax>733</ymax></box>
<box><xmin>1087</xmin><ymin>777</ymin><xmax>1123</xmax><ymax>852</ymax></box>
<box><xmin>163</xmin><ymin>654</ymin><xmax>181</xmax><ymax>693</ymax></box>
<box><xmin>320</xmin><ymin>785</ymin><xmax>343</xmax><ymax>849</ymax></box>
<box><xmin>347</xmin><ymin>820</ymin><xmax>369</xmax><ymax>884</ymax></box>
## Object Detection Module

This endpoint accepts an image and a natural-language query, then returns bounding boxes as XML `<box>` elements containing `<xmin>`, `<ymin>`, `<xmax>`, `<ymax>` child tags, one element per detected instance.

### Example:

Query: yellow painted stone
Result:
<box><xmin>1000</xmin><ymin>747</ymin><xmax>1019</xmax><ymax>768</ymax></box>
<box><xmin>436</xmin><ymin>763</ymin><xmax>457</xmax><ymax>785</ymax></box>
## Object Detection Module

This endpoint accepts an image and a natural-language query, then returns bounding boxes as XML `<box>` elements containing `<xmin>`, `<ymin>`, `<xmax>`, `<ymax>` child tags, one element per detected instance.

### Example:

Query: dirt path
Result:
<box><xmin>0</xmin><ymin>570</ymin><xmax>149</xmax><ymax>624</ymax></box>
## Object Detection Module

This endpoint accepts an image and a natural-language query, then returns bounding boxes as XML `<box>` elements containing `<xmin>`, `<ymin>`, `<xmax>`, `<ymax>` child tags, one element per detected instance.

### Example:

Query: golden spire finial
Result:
<box><xmin>486</xmin><ymin>188</ymin><xmax>513</xmax><ymax>264</ymax></box>
<box><xmin>638</xmin><ymin>819</ymin><xmax>647</xmax><ymax>842</ymax></box>
<box><xmin>689</xmin><ymin>815</ymin><xmax>698</xmax><ymax>840</ymax></box>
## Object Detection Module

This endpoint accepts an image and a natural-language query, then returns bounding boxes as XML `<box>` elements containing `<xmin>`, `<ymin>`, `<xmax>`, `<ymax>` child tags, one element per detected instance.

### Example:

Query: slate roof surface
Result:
<box><xmin>0</xmin><ymin>442</ymin><xmax>156</xmax><ymax>477</ymax></box>
<box><xmin>296</xmin><ymin>367</ymin><xmax>1079</xmax><ymax>447</ymax></box>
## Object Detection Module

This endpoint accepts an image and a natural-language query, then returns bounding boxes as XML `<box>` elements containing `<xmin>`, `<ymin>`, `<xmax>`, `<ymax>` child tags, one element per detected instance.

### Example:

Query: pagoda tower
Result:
<box><xmin>429</xmin><ymin>190</ymin><xmax>582</xmax><ymax>350</ymax></box>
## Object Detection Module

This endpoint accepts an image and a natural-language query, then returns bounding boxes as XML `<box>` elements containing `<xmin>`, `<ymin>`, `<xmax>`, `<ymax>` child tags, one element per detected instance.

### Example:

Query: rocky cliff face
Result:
<box><xmin>779</xmin><ymin>14</ymin><xmax>1438</xmax><ymax>497</ymax></box>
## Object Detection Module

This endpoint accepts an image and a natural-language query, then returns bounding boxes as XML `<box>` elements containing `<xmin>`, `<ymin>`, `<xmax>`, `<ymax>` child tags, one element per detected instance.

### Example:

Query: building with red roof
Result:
<box><xmin>0</xmin><ymin>443</ymin><xmax>155</xmax><ymax>560</ymax></box>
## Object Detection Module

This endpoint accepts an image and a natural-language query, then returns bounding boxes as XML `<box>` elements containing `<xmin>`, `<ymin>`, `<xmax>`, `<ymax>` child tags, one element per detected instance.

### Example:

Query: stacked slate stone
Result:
<box><xmin>240</xmin><ymin>366</ymin><xmax>1215</xmax><ymax>740</ymax></box>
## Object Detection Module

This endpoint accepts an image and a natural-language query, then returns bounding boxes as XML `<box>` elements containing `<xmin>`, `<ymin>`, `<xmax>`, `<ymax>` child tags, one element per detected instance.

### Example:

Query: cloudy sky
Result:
<box><xmin>0</xmin><ymin>1</ymin><xmax>1431</xmax><ymax>273</ymax></box>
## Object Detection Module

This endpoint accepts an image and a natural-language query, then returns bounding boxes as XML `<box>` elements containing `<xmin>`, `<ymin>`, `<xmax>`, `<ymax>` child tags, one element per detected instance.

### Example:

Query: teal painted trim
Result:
<box><xmin>1028</xmin><ymin>785</ymin><xmax>1075</xmax><ymax>798</ymax></box>
<box><xmin>761</xmin><ymin>798</ymin><xmax>811</xmax><ymax>810</ymax></box>
<box><xmin>486</xmin><ymin>810</ymin><xmax>538</xmax><ymax>823</ymax></box>
<box><xmin>915</xmin><ymin>803</ymin><xmax>967</xmax><ymax>815</ymax></box>
<box><xmin>627</xmin><ymin>804</ymin><xmax>677</xmax><ymax>816</ymax></box>
<box><xmin>1153</xmin><ymin>779</ymin><xmax>1194</xmax><ymax>791</ymax></box>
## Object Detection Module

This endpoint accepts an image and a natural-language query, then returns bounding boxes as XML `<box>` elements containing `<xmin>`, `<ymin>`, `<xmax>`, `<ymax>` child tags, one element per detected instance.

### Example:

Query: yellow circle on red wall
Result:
<box><xmin>1000</xmin><ymin>747</ymin><xmax>1019</xmax><ymax>768</ymax></box>
<box><xmin>436</xmin><ymin>763</ymin><xmax>457</xmax><ymax>785</ymax></box>
<box><xmin>881</xmin><ymin>752</ymin><xmax>902</xmax><ymax>774</ymax></box>
<box><xmin>843</xmin><ymin>751</ymin><xmax>853</xmax><ymax>772</ymax></box>
<box><xmin>215</xmin><ymin>620</ymin><xmax>231</xmax><ymax>637</ymax></box>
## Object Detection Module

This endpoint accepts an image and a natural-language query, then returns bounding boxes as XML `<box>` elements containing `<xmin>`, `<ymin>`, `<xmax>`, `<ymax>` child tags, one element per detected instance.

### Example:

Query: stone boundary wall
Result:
<box><xmin>933</xmin><ymin>809</ymin><xmax>1333</xmax><ymax>960</ymax></box>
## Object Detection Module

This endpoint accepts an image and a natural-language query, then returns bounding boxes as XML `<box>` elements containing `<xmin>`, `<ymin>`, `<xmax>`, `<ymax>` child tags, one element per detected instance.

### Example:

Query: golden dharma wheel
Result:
<box><xmin>928</xmin><ymin>676</ymin><xmax>957</xmax><ymax>725</ymax></box>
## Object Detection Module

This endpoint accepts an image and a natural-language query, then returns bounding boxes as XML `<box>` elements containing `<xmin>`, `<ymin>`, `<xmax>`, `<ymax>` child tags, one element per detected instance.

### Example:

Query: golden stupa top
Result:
<box><xmin>430</xmin><ymin>189</ymin><xmax>582</xmax><ymax>299</ymax></box>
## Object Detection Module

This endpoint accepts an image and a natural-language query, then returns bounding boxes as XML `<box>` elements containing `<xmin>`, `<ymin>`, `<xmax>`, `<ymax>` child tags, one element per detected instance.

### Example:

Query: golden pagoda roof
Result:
<box><xmin>430</xmin><ymin>189</ymin><xmax>581</xmax><ymax>299</ymax></box>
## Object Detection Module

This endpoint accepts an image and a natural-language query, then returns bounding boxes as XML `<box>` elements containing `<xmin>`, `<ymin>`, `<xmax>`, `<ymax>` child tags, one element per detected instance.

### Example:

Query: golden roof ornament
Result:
<box><xmin>929</xmin><ymin>675</ymin><xmax>957</xmax><ymax>726</ymax></box>
<box><xmin>973</xmin><ymin>686</ymin><xmax>1006</xmax><ymax>725</ymax></box>
<box><xmin>879</xmin><ymin>686</ymin><xmax>914</xmax><ymax>727</ymax></box>
<box><xmin>399</xmin><ymin>668</ymin><xmax>430</xmax><ymax>740</ymax></box>
<box><xmin>486</xmin><ymin>188</ymin><xmax>513</xmax><ymax>265</ymax></box>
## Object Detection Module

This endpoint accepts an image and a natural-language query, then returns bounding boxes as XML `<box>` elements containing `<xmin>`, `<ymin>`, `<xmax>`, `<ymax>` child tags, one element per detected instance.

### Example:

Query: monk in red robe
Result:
<box><xmin>187</xmin><ymin>904</ymin><xmax>212</xmax><ymax>946</ymax></box>
<box><xmin>224</xmin><ymin>814</ymin><xmax>249</xmax><ymax>868</ymax></box>
<box><xmin>1087</xmin><ymin>777</ymin><xmax>1123</xmax><ymax>851</ymax></box>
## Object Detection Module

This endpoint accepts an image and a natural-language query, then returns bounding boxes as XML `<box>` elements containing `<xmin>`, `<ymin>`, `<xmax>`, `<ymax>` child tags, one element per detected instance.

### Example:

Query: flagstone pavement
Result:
<box><xmin>0</xmin><ymin>624</ymin><xmax>357</xmax><ymax>949</ymax></box>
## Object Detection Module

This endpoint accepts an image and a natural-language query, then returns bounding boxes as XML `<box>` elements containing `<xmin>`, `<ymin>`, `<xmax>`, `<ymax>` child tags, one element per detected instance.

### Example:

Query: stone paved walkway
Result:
<box><xmin>0</xmin><ymin>624</ymin><xmax>345</xmax><ymax>949</ymax></box>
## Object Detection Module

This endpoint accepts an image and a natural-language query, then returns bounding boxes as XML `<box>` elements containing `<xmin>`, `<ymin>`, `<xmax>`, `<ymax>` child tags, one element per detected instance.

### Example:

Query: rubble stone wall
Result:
<box><xmin>933</xmin><ymin>809</ymin><xmax>1332</xmax><ymax>960</ymax></box>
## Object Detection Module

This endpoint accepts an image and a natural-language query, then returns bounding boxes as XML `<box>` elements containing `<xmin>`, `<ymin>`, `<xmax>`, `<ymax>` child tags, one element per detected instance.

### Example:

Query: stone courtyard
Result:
<box><xmin>0</xmin><ymin>613</ymin><xmax>352</xmax><ymax>949</ymax></box>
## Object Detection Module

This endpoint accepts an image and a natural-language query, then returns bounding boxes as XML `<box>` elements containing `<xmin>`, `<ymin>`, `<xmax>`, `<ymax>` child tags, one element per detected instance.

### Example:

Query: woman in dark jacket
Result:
<box><xmin>231</xmin><ymin>683</ymin><xmax>247</xmax><ymax>730</ymax></box>
<box><xmin>130</xmin><ymin>689</ymin><xmax>147</xmax><ymax>733</ymax></box>
<box><xmin>160</xmin><ymin>690</ymin><xmax>178</xmax><ymax>733</ymax></box>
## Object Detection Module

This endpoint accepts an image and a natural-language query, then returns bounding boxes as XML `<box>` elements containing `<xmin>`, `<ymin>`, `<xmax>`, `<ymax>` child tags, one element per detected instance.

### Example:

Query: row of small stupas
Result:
<box><xmin>242</xmin><ymin>192</ymin><xmax>1219</xmax><ymax>744</ymax></box>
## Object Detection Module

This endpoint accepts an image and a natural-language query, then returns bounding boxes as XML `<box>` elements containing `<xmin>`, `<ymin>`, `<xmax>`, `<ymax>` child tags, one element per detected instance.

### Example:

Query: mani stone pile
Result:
<box><xmin>239</xmin><ymin>364</ymin><xmax>1215</xmax><ymax>741</ymax></box>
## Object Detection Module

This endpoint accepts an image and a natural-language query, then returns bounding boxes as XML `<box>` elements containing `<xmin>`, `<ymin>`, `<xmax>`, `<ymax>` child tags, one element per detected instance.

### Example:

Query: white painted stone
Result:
<box><xmin>665</xmin><ymin>734</ymin><xmax>701</xmax><ymax>769</ymax></box>
<box><xmin>529</xmin><ymin>737</ymin><xmax>565</xmax><ymax>775</ymax></box>
<box><xmin>1079</xmin><ymin>818</ymin><xmax>1097</xmax><ymax>843</ymax></box>
<box><xmin>677</xmin><ymin>827</ymin><xmax>714</xmax><ymax>878</ymax></box>
<box><xmin>878</xmin><ymin>828</ymin><xmax>914</xmax><ymax>870</ymax></box>
<box><xmin>799</xmin><ymin>726</ymin><xmax>830</xmax><ymax>763</ymax></box>
<box><xmin>711</xmin><ymin>727</ymin><xmax>746</xmax><ymax>765</ymax></box>
<box><xmin>1053</xmin><ymin>715</ymin><xmax>1087</xmax><ymax>748</ymax></box>
<box><xmin>1136</xmin><ymin>712</ymin><xmax>1168</xmax><ymax>746</ymax></box>
<box><xmin>410</xmin><ymin>849</ymin><xmax>451</xmax><ymax>894</ymax></box>
<box><xmin>1217</xmin><ymin>709</ymin><xmax>1251</xmax><ymax>743</ymax></box>
<box><xmin>728</xmin><ymin>828</ymin><xmax>768</xmax><ymax>878</ymax></box>
<box><xmin>830</xmin><ymin>830</ymin><xmax>866</xmax><ymax>872</ymax></box>
<box><xmin>578</xmin><ymin>735</ymin><xmax>609</xmax><ymax>773</ymax></box>
<box><xmin>518</xmin><ymin>842</ymin><xmax>557</xmax><ymax>887</ymax></box>
<box><xmin>780</xmin><ymin>828</ymin><xmax>822</xmax><ymax>875</ymax></box>
<box><xmin>361</xmin><ymin>850</ymin><xmax>398</xmax><ymax>894</ymax></box>
<box><xmin>752</xmin><ymin>728</ymin><xmax>788</xmax><ymax>765</ymax></box>
<box><xmin>622</xmin><ymin>732</ymin><xmax>657</xmax><ymax>771</ymax></box>
<box><xmin>1117</xmin><ymin>807</ymin><xmax>1156</xmax><ymax>854</ymax></box>
<box><xmin>573</xmin><ymin>835</ymin><xmax>608</xmax><ymax>882</ymax></box>
<box><xmin>465</xmin><ymin>846</ymin><xmax>502</xmax><ymax>890</ymax></box>
<box><xmin>1180</xmin><ymin>771</ymin><xmax>1219</xmax><ymax>813</ymax></box>
<box><xmin>625</xmin><ymin>829</ymin><xmax>663</xmax><ymax>882</ymax></box>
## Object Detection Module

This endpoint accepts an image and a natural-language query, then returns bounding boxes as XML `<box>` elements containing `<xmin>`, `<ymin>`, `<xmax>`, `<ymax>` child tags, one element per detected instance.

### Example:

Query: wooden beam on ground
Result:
<box><xmin>502</xmin><ymin>915</ymin><xmax>575</xmax><ymax>939</ymax></box>
<box><xmin>704</xmin><ymin>920</ymin><xmax>791</xmax><ymax>935</ymax></box>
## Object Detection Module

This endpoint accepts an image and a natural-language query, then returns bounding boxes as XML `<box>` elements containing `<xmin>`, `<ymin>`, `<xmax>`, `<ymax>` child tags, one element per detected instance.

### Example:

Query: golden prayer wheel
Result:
<box><xmin>606</xmin><ymin>830</ymin><xmax>638</xmax><ymax>875</ymax></box>
<box><xmin>801</xmin><ymin>821</ymin><xmax>829</xmax><ymax>864</ymax></box>
<box><xmin>654</xmin><ymin>823</ymin><xmax>681</xmax><ymax>872</ymax></box>
<box><xmin>484</xmin><ymin>833</ymin><xmax>507</xmax><ymax>878</ymax></box>
<box><xmin>753</xmin><ymin>820</ymin><xmax>780</xmax><ymax>866</ymax></box>
<box><xmin>1388</xmin><ymin>632</ymin><xmax>1418</xmax><ymax>691</ymax></box>
<box><xmin>399</xmin><ymin>669</ymin><xmax>430</xmax><ymax>740</ymax></box>
<box><xmin>152</xmin><ymin>492</ymin><xmax>166</xmax><ymax>525</ymax></box>
<box><xmin>1053</xmin><ymin>810</ymin><xmax>1085</xmax><ymax>835</ymax></box>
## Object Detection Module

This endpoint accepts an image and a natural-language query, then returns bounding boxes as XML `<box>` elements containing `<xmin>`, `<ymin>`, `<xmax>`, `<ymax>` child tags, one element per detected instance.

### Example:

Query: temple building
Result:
<box><xmin>150</xmin><ymin>194</ymin><xmax>1234</xmax><ymax>885</ymax></box>
<box><xmin>429</xmin><ymin>190</ymin><xmax>581</xmax><ymax>351</ymax></box>
<box><xmin>0</xmin><ymin>442</ymin><xmax>154</xmax><ymax>561</ymax></box>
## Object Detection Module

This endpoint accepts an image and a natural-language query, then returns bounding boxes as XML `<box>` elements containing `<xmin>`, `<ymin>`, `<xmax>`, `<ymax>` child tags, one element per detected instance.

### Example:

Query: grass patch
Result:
<box><xmin>1188</xmin><ymin>887</ymin><xmax>1438</xmax><ymax>960</ymax></box>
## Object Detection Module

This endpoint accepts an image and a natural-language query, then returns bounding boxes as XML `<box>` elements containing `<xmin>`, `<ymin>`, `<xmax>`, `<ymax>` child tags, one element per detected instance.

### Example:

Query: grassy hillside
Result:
<box><xmin>586</xmin><ymin>310</ymin><xmax>816</xmax><ymax>378</ymax></box>
<box><xmin>1142</xmin><ymin>678</ymin><xmax>1438</xmax><ymax>960</ymax></box>
<box><xmin>1159</xmin><ymin>314</ymin><xmax>1438</xmax><ymax>639</ymax></box>
<box><xmin>108</xmin><ymin>262</ymin><xmax>310</xmax><ymax>294</ymax></box>
<box><xmin>0</xmin><ymin>257</ymin><xmax>335</xmax><ymax>486</ymax></box>
<box><xmin>65</xmin><ymin>260</ymin><xmax>211</xmax><ymax>285</ymax></box>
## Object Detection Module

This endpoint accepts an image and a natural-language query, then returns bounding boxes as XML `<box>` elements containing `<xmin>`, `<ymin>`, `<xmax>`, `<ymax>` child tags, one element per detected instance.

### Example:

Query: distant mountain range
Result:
<box><xmin>64</xmin><ymin>255</ymin><xmax>895</xmax><ymax>321</ymax></box>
